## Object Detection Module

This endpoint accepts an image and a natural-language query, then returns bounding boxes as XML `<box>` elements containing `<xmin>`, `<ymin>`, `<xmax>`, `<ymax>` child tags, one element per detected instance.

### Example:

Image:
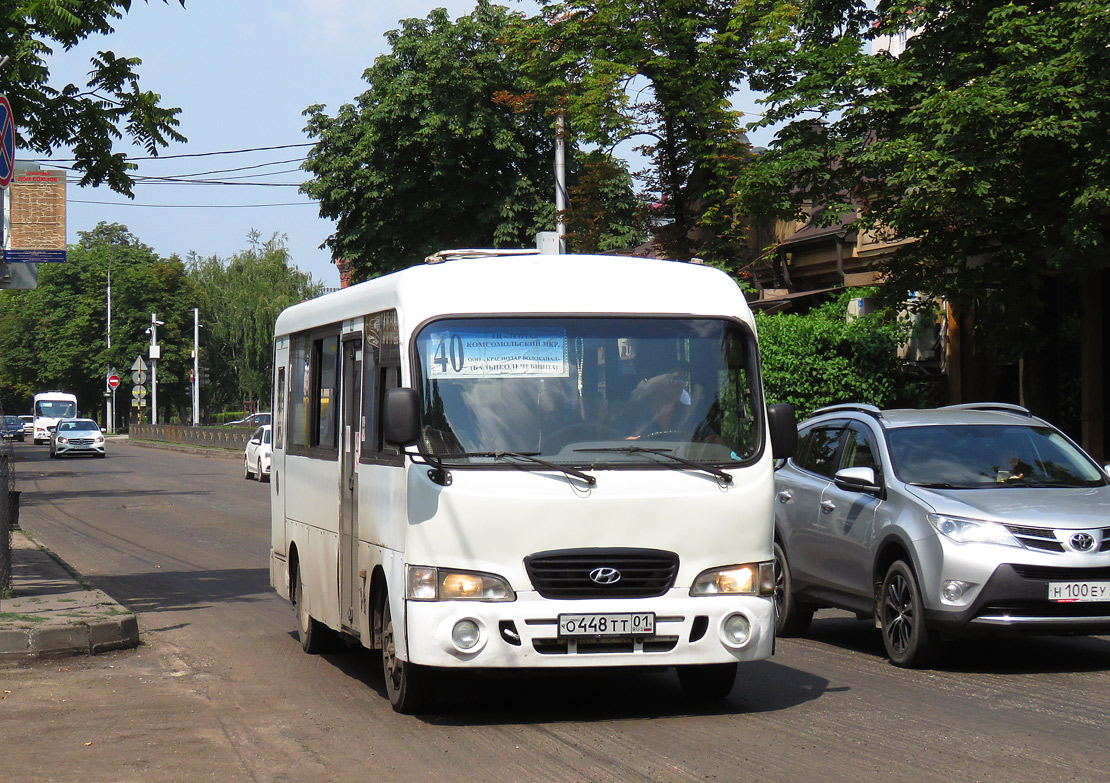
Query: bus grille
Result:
<box><xmin>524</xmin><ymin>548</ymin><xmax>679</xmax><ymax>599</ymax></box>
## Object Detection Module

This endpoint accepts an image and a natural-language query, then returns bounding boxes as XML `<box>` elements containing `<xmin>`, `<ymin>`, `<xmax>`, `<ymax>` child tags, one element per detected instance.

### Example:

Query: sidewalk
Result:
<box><xmin>0</xmin><ymin>531</ymin><xmax>139</xmax><ymax>660</ymax></box>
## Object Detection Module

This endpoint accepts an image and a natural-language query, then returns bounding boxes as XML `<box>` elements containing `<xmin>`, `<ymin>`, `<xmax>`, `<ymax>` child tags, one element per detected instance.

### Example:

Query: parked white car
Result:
<box><xmin>244</xmin><ymin>425</ymin><xmax>272</xmax><ymax>481</ymax></box>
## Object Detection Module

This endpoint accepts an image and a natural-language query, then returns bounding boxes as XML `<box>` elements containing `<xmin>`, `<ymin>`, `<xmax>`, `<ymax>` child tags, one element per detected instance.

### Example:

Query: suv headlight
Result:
<box><xmin>928</xmin><ymin>514</ymin><xmax>1021</xmax><ymax>547</ymax></box>
<box><xmin>690</xmin><ymin>562</ymin><xmax>775</xmax><ymax>596</ymax></box>
<box><xmin>406</xmin><ymin>566</ymin><xmax>515</xmax><ymax>601</ymax></box>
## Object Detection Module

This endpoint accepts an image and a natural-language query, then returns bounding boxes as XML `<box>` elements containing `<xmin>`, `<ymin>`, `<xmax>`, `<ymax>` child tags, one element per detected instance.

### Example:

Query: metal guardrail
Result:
<box><xmin>128</xmin><ymin>423</ymin><xmax>253</xmax><ymax>451</ymax></box>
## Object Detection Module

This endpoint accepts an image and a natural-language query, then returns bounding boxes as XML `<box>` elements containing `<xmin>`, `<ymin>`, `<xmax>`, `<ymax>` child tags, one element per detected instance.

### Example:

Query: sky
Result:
<box><xmin>32</xmin><ymin>1</ymin><xmax>773</xmax><ymax>289</ymax></box>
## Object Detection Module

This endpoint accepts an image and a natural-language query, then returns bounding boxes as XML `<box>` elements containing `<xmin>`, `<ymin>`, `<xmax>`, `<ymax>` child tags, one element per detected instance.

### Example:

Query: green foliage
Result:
<box><xmin>187</xmin><ymin>232</ymin><xmax>322</xmax><ymax>413</ymax></box>
<box><xmin>0</xmin><ymin>223</ymin><xmax>196</xmax><ymax>421</ymax></box>
<box><xmin>754</xmin><ymin>292</ymin><xmax>926</xmax><ymax>418</ymax></box>
<box><xmin>740</xmin><ymin>1</ymin><xmax>1110</xmax><ymax>333</ymax></box>
<box><xmin>301</xmin><ymin>1</ymin><xmax>555</xmax><ymax>280</ymax></box>
<box><xmin>563</xmin><ymin>151</ymin><xmax>650</xmax><ymax>253</ymax></box>
<box><xmin>0</xmin><ymin>1</ymin><xmax>187</xmax><ymax>195</ymax></box>
<box><xmin>511</xmin><ymin>1</ymin><xmax>759</xmax><ymax>264</ymax></box>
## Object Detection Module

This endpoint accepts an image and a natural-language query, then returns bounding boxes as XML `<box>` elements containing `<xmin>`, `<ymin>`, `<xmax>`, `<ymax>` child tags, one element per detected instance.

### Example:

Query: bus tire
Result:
<box><xmin>676</xmin><ymin>662</ymin><xmax>737</xmax><ymax>700</ymax></box>
<box><xmin>381</xmin><ymin>592</ymin><xmax>432</xmax><ymax>713</ymax></box>
<box><xmin>294</xmin><ymin>566</ymin><xmax>333</xmax><ymax>654</ymax></box>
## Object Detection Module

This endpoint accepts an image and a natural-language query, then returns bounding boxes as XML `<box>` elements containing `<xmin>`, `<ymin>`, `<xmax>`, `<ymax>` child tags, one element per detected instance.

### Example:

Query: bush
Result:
<box><xmin>754</xmin><ymin>292</ymin><xmax>930</xmax><ymax>419</ymax></box>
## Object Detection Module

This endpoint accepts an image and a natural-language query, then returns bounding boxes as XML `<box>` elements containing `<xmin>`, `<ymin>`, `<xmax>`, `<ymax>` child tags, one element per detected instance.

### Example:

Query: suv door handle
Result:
<box><xmin>777</xmin><ymin>490</ymin><xmax>793</xmax><ymax>503</ymax></box>
<box><xmin>820</xmin><ymin>499</ymin><xmax>836</xmax><ymax>513</ymax></box>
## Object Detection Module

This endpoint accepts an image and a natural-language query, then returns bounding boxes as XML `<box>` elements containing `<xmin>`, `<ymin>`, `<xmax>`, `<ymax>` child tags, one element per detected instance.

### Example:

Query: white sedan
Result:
<box><xmin>244</xmin><ymin>425</ymin><xmax>272</xmax><ymax>481</ymax></box>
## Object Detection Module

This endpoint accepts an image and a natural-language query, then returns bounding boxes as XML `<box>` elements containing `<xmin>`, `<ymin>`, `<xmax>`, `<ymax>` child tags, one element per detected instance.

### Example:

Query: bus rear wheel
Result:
<box><xmin>381</xmin><ymin>593</ymin><xmax>432</xmax><ymax>713</ymax></box>
<box><xmin>294</xmin><ymin>566</ymin><xmax>333</xmax><ymax>654</ymax></box>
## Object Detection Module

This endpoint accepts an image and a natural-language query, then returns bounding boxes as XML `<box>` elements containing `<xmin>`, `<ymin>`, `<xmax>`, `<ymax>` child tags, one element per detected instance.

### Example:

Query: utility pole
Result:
<box><xmin>148</xmin><ymin>313</ymin><xmax>164</xmax><ymax>425</ymax></box>
<box><xmin>192</xmin><ymin>308</ymin><xmax>199</xmax><ymax>427</ymax></box>
<box><xmin>555</xmin><ymin>111</ymin><xmax>567</xmax><ymax>254</ymax></box>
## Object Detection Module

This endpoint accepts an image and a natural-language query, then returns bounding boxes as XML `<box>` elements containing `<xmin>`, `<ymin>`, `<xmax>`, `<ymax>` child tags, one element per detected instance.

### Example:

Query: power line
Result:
<box><xmin>69</xmin><ymin>198</ymin><xmax>315</xmax><ymax>208</ymax></box>
<box><xmin>39</xmin><ymin>142</ymin><xmax>314</xmax><ymax>164</ymax></box>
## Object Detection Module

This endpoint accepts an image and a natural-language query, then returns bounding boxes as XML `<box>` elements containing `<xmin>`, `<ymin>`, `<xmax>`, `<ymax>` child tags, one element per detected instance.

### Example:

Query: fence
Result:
<box><xmin>129</xmin><ymin>423</ymin><xmax>254</xmax><ymax>451</ymax></box>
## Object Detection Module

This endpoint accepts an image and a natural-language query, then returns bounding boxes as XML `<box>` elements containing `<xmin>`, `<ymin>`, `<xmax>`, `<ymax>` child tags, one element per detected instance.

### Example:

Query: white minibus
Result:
<box><xmin>32</xmin><ymin>391</ymin><xmax>78</xmax><ymax>444</ymax></box>
<box><xmin>269</xmin><ymin>251</ymin><xmax>796</xmax><ymax>712</ymax></box>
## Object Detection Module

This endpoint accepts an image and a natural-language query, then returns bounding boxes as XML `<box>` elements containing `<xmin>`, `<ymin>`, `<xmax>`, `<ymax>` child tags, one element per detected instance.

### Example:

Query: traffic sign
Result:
<box><xmin>107</xmin><ymin>373</ymin><xmax>121</xmax><ymax>389</ymax></box>
<box><xmin>0</xmin><ymin>95</ymin><xmax>13</xmax><ymax>189</ymax></box>
<box><xmin>132</xmin><ymin>370</ymin><xmax>148</xmax><ymax>385</ymax></box>
<box><xmin>132</xmin><ymin>386</ymin><xmax>148</xmax><ymax>406</ymax></box>
<box><xmin>131</xmin><ymin>356</ymin><xmax>149</xmax><ymax>372</ymax></box>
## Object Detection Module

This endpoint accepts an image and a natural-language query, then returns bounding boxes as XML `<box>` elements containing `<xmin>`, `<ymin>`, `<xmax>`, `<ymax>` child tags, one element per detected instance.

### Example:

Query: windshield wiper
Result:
<box><xmin>908</xmin><ymin>482</ymin><xmax>975</xmax><ymax>489</ymax></box>
<box><xmin>437</xmin><ymin>451</ymin><xmax>596</xmax><ymax>487</ymax></box>
<box><xmin>575</xmin><ymin>446</ymin><xmax>733</xmax><ymax>484</ymax></box>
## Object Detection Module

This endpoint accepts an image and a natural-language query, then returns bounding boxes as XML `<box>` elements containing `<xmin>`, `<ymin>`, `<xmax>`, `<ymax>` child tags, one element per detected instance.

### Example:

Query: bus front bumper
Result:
<box><xmin>404</xmin><ymin>590</ymin><xmax>774</xmax><ymax>669</ymax></box>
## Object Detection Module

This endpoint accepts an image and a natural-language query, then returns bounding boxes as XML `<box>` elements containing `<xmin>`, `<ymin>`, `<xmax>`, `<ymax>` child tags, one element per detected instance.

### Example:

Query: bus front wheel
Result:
<box><xmin>381</xmin><ymin>593</ymin><xmax>433</xmax><ymax>714</ymax></box>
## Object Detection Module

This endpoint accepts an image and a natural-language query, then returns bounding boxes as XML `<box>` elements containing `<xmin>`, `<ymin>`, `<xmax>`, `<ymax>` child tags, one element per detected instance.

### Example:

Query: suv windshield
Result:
<box><xmin>888</xmin><ymin>424</ymin><xmax>1105</xmax><ymax>488</ymax></box>
<box><xmin>414</xmin><ymin>317</ymin><xmax>763</xmax><ymax>466</ymax></box>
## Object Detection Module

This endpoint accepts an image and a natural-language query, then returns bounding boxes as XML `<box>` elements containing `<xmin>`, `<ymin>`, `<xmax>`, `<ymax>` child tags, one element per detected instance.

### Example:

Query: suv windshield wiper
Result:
<box><xmin>437</xmin><ymin>451</ymin><xmax>596</xmax><ymax>486</ymax></box>
<box><xmin>575</xmin><ymin>446</ymin><xmax>733</xmax><ymax>484</ymax></box>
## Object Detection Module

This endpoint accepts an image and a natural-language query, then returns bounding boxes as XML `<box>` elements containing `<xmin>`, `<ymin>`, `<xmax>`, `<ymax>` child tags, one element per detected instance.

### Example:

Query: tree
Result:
<box><xmin>510</xmin><ymin>1</ymin><xmax>759</xmax><ymax>267</ymax></box>
<box><xmin>301</xmin><ymin>1</ymin><xmax>643</xmax><ymax>281</ymax></box>
<box><xmin>0</xmin><ymin>223</ymin><xmax>196</xmax><ymax>424</ymax></box>
<box><xmin>187</xmin><ymin>232</ymin><xmax>322</xmax><ymax>415</ymax></box>
<box><xmin>739</xmin><ymin>1</ymin><xmax>1110</xmax><ymax>325</ymax></box>
<box><xmin>1</xmin><ymin>0</ymin><xmax>186</xmax><ymax>195</ymax></box>
<box><xmin>301</xmin><ymin>2</ymin><xmax>553</xmax><ymax>280</ymax></box>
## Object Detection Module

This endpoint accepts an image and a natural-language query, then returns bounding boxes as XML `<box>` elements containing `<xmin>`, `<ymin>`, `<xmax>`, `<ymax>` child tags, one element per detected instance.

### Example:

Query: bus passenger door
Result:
<box><xmin>339</xmin><ymin>336</ymin><xmax>362</xmax><ymax>634</ymax></box>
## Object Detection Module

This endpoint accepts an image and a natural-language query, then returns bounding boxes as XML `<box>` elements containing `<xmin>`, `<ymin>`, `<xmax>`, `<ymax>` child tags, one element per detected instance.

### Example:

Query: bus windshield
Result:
<box><xmin>36</xmin><ymin>400</ymin><xmax>77</xmax><ymax>418</ymax></box>
<box><xmin>414</xmin><ymin>317</ymin><xmax>763</xmax><ymax>466</ymax></box>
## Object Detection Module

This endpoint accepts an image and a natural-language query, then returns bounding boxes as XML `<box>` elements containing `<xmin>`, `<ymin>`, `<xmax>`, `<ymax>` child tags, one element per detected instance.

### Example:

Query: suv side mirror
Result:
<box><xmin>767</xmin><ymin>403</ymin><xmax>797</xmax><ymax>459</ymax></box>
<box><xmin>834</xmin><ymin>466</ymin><xmax>882</xmax><ymax>495</ymax></box>
<box><xmin>383</xmin><ymin>388</ymin><xmax>421</xmax><ymax>446</ymax></box>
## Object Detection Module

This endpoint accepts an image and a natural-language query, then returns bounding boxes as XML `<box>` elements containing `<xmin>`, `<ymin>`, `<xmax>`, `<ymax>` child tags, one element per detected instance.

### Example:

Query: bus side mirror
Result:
<box><xmin>767</xmin><ymin>403</ymin><xmax>797</xmax><ymax>460</ymax></box>
<box><xmin>383</xmin><ymin>388</ymin><xmax>421</xmax><ymax>446</ymax></box>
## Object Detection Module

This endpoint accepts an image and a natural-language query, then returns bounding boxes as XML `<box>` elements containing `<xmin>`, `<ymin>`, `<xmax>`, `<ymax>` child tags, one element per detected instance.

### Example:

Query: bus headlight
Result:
<box><xmin>690</xmin><ymin>562</ymin><xmax>775</xmax><ymax>596</ymax></box>
<box><xmin>407</xmin><ymin>566</ymin><xmax>516</xmax><ymax>601</ymax></box>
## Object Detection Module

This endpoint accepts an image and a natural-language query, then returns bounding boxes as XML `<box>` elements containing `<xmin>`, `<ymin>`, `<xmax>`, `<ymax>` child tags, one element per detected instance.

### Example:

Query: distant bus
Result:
<box><xmin>33</xmin><ymin>391</ymin><xmax>78</xmax><ymax>445</ymax></box>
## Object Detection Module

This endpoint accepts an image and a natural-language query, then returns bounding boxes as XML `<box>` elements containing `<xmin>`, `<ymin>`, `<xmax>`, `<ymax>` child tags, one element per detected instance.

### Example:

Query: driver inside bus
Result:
<box><xmin>626</xmin><ymin>368</ymin><xmax>691</xmax><ymax>439</ymax></box>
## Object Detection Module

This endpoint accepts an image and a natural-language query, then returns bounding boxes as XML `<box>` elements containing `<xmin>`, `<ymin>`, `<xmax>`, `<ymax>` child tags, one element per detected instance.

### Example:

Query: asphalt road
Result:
<box><xmin>2</xmin><ymin>440</ymin><xmax>1108</xmax><ymax>783</ymax></box>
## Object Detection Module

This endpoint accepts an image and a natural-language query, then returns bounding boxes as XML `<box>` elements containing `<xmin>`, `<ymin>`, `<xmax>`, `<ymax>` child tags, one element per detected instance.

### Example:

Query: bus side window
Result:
<box><xmin>378</xmin><ymin>365</ymin><xmax>401</xmax><ymax>457</ymax></box>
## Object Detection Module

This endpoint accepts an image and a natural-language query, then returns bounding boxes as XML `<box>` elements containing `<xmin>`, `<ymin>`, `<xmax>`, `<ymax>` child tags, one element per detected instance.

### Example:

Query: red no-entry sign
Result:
<box><xmin>107</xmin><ymin>374</ymin><xmax>121</xmax><ymax>389</ymax></box>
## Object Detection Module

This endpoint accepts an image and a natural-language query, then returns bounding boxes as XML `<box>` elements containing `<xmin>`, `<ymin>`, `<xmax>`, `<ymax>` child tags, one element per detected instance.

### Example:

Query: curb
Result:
<box><xmin>0</xmin><ymin>533</ymin><xmax>141</xmax><ymax>661</ymax></box>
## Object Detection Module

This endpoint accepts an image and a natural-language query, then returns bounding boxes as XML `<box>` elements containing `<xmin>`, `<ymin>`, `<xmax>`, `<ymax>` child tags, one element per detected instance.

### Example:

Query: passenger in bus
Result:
<box><xmin>627</xmin><ymin>369</ymin><xmax>691</xmax><ymax>439</ymax></box>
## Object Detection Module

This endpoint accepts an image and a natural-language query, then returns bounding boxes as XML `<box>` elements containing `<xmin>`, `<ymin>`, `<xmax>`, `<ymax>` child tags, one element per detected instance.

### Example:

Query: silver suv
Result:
<box><xmin>773</xmin><ymin>403</ymin><xmax>1110</xmax><ymax>667</ymax></box>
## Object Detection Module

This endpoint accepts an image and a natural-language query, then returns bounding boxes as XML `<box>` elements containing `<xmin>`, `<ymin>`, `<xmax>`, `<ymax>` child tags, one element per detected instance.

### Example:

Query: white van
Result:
<box><xmin>269</xmin><ymin>251</ymin><xmax>796</xmax><ymax>712</ymax></box>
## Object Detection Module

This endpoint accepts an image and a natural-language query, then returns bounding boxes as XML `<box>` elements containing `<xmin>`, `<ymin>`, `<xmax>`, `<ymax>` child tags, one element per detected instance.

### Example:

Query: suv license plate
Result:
<box><xmin>559</xmin><ymin>612</ymin><xmax>655</xmax><ymax>637</ymax></box>
<box><xmin>1048</xmin><ymin>581</ymin><xmax>1110</xmax><ymax>603</ymax></box>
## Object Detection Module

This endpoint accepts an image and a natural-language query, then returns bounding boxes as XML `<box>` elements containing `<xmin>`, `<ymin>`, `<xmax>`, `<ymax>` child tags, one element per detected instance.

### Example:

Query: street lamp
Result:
<box><xmin>146</xmin><ymin>313</ymin><xmax>164</xmax><ymax>424</ymax></box>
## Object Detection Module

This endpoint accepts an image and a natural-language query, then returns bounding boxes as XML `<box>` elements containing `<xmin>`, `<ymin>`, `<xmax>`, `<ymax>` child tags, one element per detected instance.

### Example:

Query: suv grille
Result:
<box><xmin>524</xmin><ymin>548</ymin><xmax>679</xmax><ymax>599</ymax></box>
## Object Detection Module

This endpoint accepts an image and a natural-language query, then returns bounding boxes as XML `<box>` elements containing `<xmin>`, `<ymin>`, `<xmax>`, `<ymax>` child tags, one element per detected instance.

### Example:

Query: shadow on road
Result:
<box><xmin>305</xmin><ymin>640</ymin><xmax>833</xmax><ymax>725</ymax></box>
<box><xmin>802</xmin><ymin>611</ymin><xmax>1110</xmax><ymax>674</ymax></box>
<box><xmin>90</xmin><ymin>567</ymin><xmax>272</xmax><ymax>614</ymax></box>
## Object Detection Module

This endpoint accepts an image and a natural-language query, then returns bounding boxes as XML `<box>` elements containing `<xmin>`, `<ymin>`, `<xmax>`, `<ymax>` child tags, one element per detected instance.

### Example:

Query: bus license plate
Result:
<box><xmin>1048</xmin><ymin>581</ymin><xmax>1110</xmax><ymax>603</ymax></box>
<box><xmin>559</xmin><ymin>612</ymin><xmax>655</xmax><ymax>637</ymax></box>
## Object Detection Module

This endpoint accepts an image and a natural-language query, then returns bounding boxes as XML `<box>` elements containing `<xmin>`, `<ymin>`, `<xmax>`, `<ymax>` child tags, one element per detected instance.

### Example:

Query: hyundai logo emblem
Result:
<box><xmin>589</xmin><ymin>567</ymin><xmax>622</xmax><ymax>585</ymax></box>
<box><xmin>1070</xmin><ymin>532</ymin><xmax>1096</xmax><ymax>552</ymax></box>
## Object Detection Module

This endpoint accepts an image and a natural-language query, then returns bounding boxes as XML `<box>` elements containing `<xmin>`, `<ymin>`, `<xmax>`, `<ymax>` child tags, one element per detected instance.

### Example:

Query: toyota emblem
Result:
<box><xmin>589</xmin><ymin>567</ymin><xmax>622</xmax><ymax>585</ymax></box>
<box><xmin>1070</xmin><ymin>532</ymin><xmax>1096</xmax><ymax>552</ymax></box>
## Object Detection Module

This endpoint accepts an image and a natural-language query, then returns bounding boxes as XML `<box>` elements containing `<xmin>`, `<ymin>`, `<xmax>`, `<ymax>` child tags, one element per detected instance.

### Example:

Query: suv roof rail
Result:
<box><xmin>811</xmin><ymin>403</ymin><xmax>882</xmax><ymax>419</ymax></box>
<box><xmin>425</xmin><ymin>248</ymin><xmax>542</xmax><ymax>264</ymax></box>
<box><xmin>939</xmin><ymin>402</ymin><xmax>1032</xmax><ymax>416</ymax></box>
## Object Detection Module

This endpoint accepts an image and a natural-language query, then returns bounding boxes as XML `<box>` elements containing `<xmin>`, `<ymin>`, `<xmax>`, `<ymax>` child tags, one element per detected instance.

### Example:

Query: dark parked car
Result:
<box><xmin>773</xmin><ymin>402</ymin><xmax>1110</xmax><ymax>667</ymax></box>
<box><xmin>1</xmin><ymin>415</ymin><xmax>25</xmax><ymax>442</ymax></box>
